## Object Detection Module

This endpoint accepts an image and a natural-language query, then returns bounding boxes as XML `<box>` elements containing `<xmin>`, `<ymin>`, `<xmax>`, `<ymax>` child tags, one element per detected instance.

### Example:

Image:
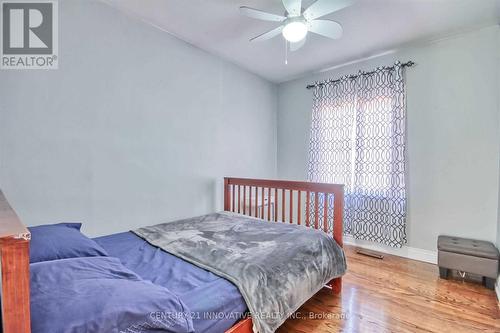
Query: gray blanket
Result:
<box><xmin>133</xmin><ymin>212</ymin><xmax>346</xmax><ymax>333</ymax></box>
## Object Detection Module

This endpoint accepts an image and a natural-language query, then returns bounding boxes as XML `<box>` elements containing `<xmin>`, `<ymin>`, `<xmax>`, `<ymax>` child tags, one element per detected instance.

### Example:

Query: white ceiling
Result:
<box><xmin>104</xmin><ymin>0</ymin><xmax>500</xmax><ymax>83</ymax></box>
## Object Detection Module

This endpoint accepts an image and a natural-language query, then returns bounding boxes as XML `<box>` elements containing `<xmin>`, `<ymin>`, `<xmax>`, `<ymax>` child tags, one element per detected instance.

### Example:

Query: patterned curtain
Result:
<box><xmin>308</xmin><ymin>62</ymin><xmax>407</xmax><ymax>247</ymax></box>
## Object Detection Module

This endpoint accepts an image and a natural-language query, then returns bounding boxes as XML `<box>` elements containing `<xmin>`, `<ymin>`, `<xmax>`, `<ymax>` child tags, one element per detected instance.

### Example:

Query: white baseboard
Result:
<box><xmin>344</xmin><ymin>235</ymin><xmax>438</xmax><ymax>264</ymax></box>
<box><xmin>496</xmin><ymin>277</ymin><xmax>500</xmax><ymax>303</ymax></box>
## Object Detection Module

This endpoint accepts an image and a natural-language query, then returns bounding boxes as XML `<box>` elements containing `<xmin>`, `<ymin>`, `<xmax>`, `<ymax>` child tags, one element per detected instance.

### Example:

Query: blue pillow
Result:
<box><xmin>30</xmin><ymin>257</ymin><xmax>194</xmax><ymax>333</ymax></box>
<box><xmin>28</xmin><ymin>223</ymin><xmax>108</xmax><ymax>263</ymax></box>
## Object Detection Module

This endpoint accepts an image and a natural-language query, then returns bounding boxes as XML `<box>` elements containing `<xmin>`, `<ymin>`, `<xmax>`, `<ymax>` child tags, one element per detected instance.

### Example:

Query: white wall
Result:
<box><xmin>277</xmin><ymin>26</ymin><xmax>500</xmax><ymax>252</ymax></box>
<box><xmin>497</xmin><ymin>25</ymin><xmax>500</xmax><ymax>248</ymax></box>
<box><xmin>0</xmin><ymin>0</ymin><xmax>277</xmax><ymax>236</ymax></box>
<box><xmin>496</xmin><ymin>25</ymin><xmax>500</xmax><ymax>297</ymax></box>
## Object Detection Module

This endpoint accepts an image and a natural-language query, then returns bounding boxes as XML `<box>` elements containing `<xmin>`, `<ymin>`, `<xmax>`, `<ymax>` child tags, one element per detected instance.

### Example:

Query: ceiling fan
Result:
<box><xmin>240</xmin><ymin>0</ymin><xmax>352</xmax><ymax>51</ymax></box>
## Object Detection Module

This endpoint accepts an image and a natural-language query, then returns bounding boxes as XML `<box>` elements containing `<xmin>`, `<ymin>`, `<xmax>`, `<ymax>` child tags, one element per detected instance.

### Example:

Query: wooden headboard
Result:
<box><xmin>223</xmin><ymin>177</ymin><xmax>344</xmax><ymax>248</ymax></box>
<box><xmin>0</xmin><ymin>190</ymin><xmax>31</xmax><ymax>333</ymax></box>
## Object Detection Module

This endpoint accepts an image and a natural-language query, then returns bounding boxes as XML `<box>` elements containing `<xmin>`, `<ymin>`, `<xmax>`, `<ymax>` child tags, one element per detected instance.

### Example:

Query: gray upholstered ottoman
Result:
<box><xmin>438</xmin><ymin>235</ymin><xmax>499</xmax><ymax>289</ymax></box>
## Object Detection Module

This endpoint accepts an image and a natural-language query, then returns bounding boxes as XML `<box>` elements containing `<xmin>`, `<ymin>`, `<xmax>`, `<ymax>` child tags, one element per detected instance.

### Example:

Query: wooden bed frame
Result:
<box><xmin>0</xmin><ymin>190</ymin><xmax>31</xmax><ymax>333</ymax></box>
<box><xmin>223</xmin><ymin>177</ymin><xmax>344</xmax><ymax>333</ymax></box>
<box><xmin>0</xmin><ymin>178</ymin><xmax>344</xmax><ymax>333</ymax></box>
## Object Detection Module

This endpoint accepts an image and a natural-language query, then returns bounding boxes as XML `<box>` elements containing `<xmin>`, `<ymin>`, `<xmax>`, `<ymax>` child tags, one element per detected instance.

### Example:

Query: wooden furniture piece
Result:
<box><xmin>0</xmin><ymin>190</ymin><xmax>31</xmax><ymax>333</ymax></box>
<box><xmin>438</xmin><ymin>235</ymin><xmax>499</xmax><ymax>289</ymax></box>
<box><xmin>0</xmin><ymin>177</ymin><xmax>344</xmax><ymax>333</ymax></box>
<box><xmin>223</xmin><ymin>177</ymin><xmax>345</xmax><ymax>333</ymax></box>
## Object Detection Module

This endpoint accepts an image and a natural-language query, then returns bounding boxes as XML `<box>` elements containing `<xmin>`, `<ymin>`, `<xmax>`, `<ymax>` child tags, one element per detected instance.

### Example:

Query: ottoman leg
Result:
<box><xmin>439</xmin><ymin>267</ymin><xmax>448</xmax><ymax>279</ymax></box>
<box><xmin>483</xmin><ymin>277</ymin><xmax>495</xmax><ymax>290</ymax></box>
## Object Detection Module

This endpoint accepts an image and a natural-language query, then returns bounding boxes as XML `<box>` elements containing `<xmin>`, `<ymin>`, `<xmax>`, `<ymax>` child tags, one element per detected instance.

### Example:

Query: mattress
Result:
<box><xmin>94</xmin><ymin>232</ymin><xmax>247</xmax><ymax>333</ymax></box>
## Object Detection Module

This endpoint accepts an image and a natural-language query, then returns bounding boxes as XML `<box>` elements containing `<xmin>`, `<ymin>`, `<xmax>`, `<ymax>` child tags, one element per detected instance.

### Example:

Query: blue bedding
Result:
<box><xmin>30</xmin><ymin>256</ymin><xmax>194</xmax><ymax>333</ymax></box>
<box><xmin>94</xmin><ymin>232</ymin><xmax>247</xmax><ymax>333</ymax></box>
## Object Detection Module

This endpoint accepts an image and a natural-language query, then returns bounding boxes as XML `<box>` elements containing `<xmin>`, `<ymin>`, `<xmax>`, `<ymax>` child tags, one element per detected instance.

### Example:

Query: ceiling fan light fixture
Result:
<box><xmin>241</xmin><ymin>0</ymin><xmax>350</xmax><ymax>49</ymax></box>
<box><xmin>282</xmin><ymin>21</ymin><xmax>307</xmax><ymax>42</ymax></box>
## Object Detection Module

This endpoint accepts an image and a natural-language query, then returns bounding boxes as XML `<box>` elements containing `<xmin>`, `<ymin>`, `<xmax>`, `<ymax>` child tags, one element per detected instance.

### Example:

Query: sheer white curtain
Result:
<box><xmin>308</xmin><ymin>62</ymin><xmax>407</xmax><ymax>247</ymax></box>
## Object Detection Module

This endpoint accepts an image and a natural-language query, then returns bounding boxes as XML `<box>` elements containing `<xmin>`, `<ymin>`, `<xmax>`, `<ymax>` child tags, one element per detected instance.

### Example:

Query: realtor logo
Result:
<box><xmin>1</xmin><ymin>0</ymin><xmax>58</xmax><ymax>69</ymax></box>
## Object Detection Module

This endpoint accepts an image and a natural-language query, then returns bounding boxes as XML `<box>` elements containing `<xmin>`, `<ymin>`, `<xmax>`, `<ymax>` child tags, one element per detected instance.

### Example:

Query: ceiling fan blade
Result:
<box><xmin>309</xmin><ymin>20</ymin><xmax>343</xmax><ymax>39</ymax></box>
<box><xmin>289</xmin><ymin>37</ymin><xmax>306</xmax><ymax>51</ymax></box>
<box><xmin>250</xmin><ymin>26</ymin><xmax>284</xmax><ymax>42</ymax></box>
<box><xmin>303</xmin><ymin>0</ymin><xmax>352</xmax><ymax>20</ymax></box>
<box><xmin>282</xmin><ymin>0</ymin><xmax>302</xmax><ymax>17</ymax></box>
<box><xmin>240</xmin><ymin>6</ymin><xmax>286</xmax><ymax>22</ymax></box>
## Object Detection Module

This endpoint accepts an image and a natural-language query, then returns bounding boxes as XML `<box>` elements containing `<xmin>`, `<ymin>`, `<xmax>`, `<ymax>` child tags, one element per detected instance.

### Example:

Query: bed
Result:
<box><xmin>0</xmin><ymin>177</ymin><xmax>345</xmax><ymax>333</ymax></box>
<box><xmin>93</xmin><ymin>231</ymin><xmax>248</xmax><ymax>333</ymax></box>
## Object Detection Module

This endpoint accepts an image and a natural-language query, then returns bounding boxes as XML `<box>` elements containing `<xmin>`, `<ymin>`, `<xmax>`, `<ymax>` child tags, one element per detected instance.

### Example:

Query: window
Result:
<box><xmin>307</xmin><ymin>64</ymin><xmax>408</xmax><ymax>247</ymax></box>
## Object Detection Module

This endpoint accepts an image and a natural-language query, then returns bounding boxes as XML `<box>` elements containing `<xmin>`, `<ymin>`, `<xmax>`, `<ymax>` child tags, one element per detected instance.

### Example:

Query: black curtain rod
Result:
<box><xmin>306</xmin><ymin>61</ymin><xmax>415</xmax><ymax>90</ymax></box>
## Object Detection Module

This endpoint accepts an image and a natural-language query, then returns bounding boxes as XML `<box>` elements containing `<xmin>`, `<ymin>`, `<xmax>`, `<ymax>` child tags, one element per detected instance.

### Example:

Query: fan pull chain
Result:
<box><xmin>285</xmin><ymin>40</ymin><xmax>288</xmax><ymax>65</ymax></box>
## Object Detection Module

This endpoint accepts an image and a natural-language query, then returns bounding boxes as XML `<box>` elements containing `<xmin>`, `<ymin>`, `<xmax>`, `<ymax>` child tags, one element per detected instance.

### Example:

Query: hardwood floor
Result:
<box><xmin>277</xmin><ymin>245</ymin><xmax>500</xmax><ymax>333</ymax></box>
